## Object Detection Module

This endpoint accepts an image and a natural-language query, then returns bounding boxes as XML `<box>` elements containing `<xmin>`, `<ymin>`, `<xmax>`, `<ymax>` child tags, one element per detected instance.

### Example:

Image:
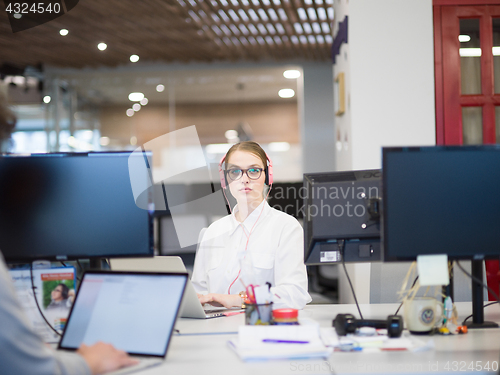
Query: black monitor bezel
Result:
<box><xmin>382</xmin><ymin>145</ymin><xmax>500</xmax><ymax>262</ymax></box>
<box><xmin>0</xmin><ymin>151</ymin><xmax>154</xmax><ymax>262</ymax></box>
<box><xmin>303</xmin><ymin>169</ymin><xmax>382</xmax><ymax>265</ymax></box>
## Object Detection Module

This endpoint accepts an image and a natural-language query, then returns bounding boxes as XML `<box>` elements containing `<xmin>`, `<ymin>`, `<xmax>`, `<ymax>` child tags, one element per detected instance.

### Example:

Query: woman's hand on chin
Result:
<box><xmin>197</xmin><ymin>293</ymin><xmax>241</xmax><ymax>308</ymax></box>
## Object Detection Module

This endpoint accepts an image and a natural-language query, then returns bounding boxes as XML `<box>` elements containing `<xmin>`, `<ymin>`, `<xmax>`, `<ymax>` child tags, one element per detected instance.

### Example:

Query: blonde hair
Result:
<box><xmin>224</xmin><ymin>141</ymin><xmax>267</xmax><ymax>169</ymax></box>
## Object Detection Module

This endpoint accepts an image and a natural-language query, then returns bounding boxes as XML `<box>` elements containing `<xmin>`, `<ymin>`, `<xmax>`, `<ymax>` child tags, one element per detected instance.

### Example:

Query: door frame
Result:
<box><xmin>434</xmin><ymin>1</ymin><xmax>500</xmax><ymax>145</ymax></box>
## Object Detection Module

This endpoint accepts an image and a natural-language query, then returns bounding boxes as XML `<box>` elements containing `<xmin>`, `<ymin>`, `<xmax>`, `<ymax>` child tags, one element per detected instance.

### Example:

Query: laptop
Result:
<box><xmin>110</xmin><ymin>256</ymin><xmax>244</xmax><ymax>319</ymax></box>
<box><xmin>58</xmin><ymin>270</ymin><xmax>188</xmax><ymax>374</ymax></box>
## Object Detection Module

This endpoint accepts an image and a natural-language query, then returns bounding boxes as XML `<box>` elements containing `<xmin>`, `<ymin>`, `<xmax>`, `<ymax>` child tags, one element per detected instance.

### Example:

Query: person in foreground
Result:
<box><xmin>0</xmin><ymin>95</ymin><xmax>137</xmax><ymax>375</ymax></box>
<box><xmin>191</xmin><ymin>141</ymin><xmax>311</xmax><ymax>310</ymax></box>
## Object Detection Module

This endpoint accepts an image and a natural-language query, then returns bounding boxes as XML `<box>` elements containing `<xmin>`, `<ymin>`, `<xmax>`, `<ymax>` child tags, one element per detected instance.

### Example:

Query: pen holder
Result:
<box><xmin>245</xmin><ymin>302</ymin><xmax>273</xmax><ymax>325</ymax></box>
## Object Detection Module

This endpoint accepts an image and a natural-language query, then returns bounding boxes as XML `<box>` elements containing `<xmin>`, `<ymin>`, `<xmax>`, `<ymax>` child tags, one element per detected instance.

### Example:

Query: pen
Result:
<box><xmin>262</xmin><ymin>339</ymin><xmax>309</xmax><ymax>344</ymax></box>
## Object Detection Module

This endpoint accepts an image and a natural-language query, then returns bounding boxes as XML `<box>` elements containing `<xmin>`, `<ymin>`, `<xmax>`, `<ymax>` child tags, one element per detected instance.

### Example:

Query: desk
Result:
<box><xmin>143</xmin><ymin>302</ymin><xmax>500</xmax><ymax>375</ymax></box>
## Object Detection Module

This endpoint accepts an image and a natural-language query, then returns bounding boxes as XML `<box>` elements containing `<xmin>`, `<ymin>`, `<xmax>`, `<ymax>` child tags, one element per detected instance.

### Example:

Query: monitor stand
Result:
<box><xmin>89</xmin><ymin>258</ymin><xmax>105</xmax><ymax>270</ymax></box>
<box><xmin>466</xmin><ymin>259</ymin><xmax>498</xmax><ymax>329</ymax></box>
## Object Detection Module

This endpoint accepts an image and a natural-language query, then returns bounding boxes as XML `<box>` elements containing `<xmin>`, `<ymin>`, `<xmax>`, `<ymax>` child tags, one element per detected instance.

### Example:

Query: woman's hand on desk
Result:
<box><xmin>77</xmin><ymin>341</ymin><xmax>139</xmax><ymax>375</ymax></box>
<box><xmin>197</xmin><ymin>293</ymin><xmax>241</xmax><ymax>308</ymax></box>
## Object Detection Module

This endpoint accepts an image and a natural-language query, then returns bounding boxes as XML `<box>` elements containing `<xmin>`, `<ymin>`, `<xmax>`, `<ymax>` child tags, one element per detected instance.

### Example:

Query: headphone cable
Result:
<box><xmin>227</xmin><ymin>185</ymin><xmax>272</xmax><ymax>294</ymax></box>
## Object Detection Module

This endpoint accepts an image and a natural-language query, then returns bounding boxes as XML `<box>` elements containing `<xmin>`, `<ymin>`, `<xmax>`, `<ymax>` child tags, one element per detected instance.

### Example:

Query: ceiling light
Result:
<box><xmin>140</xmin><ymin>98</ymin><xmax>148</xmax><ymax>105</ymax></box>
<box><xmin>100</xmin><ymin>137</ymin><xmax>110</xmax><ymax>146</ymax></box>
<box><xmin>128</xmin><ymin>92</ymin><xmax>144</xmax><ymax>101</ymax></box>
<box><xmin>225</xmin><ymin>130</ymin><xmax>238</xmax><ymax>139</ymax></box>
<box><xmin>283</xmin><ymin>69</ymin><xmax>301</xmax><ymax>79</ymax></box>
<box><xmin>156</xmin><ymin>84</ymin><xmax>165</xmax><ymax>92</ymax></box>
<box><xmin>60</xmin><ymin>29</ymin><xmax>69</xmax><ymax>36</ymax></box>
<box><xmin>43</xmin><ymin>95</ymin><xmax>51</xmax><ymax>104</ymax></box>
<box><xmin>278</xmin><ymin>88</ymin><xmax>295</xmax><ymax>98</ymax></box>
<box><xmin>130</xmin><ymin>54</ymin><xmax>139</xmax><ymax>63</ymax></box>
<box><xmin>126</xmin><ymin>109</ymin><xmax>134</xmax><ymax>117</ymax></box>
<box><xmin>132</xmin><ymin>103</ymin><xmax>141</xmax><ymax>111</ymax></box>
<box><xmin>459</xmin><ymin>35</ymin><xmax>471</xmax><ymax>43</ymax></box>
<box><xmin>130</xmin><ymin>136</ymin><xmax>138</xmax><ymax>146</ymax></box>
<box><xmin>97</xmin><ymin>42</ymin><xmax>107</xmax><ymax>51</ymax></box>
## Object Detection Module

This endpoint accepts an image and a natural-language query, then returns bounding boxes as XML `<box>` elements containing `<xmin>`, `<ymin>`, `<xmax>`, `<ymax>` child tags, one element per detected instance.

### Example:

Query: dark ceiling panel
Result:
<box><xmin>0</xmin><ymin>0</ymin><xmax>334</xmax><ymax>69</ymax></box>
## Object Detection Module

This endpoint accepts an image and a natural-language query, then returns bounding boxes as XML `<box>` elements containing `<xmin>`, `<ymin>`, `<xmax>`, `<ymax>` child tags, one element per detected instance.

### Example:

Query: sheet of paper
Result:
<box><xmin>227</xmin><ymin>339</ymin><xmax>332</xmax><ymax>361</ymax></box>
<box><xmin>238</xmin><ymin>324</ymin><xmax>321</xmax><ymax>346</ymax></box>
<box><xmin>229</xmin><ymin>325</ymin><xmax>331</xmax><ymax>361</ymax></box>
<box><xmin>320</xmin><ymin>328</ymin><xmax>433</xmax><ymax>352</ymax></box>
<box><xmin>9</xmin><ymin>267</ymin><xmax>76</xmax><ymax>343</ymax></box>
<box><xmin>417</xmin><ymin>254</ymin><xmax>449</xmax><ymax>286</ymax></box>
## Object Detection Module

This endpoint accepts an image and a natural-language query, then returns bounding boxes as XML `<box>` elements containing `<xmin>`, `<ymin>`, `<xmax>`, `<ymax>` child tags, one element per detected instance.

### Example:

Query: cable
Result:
<box><xmin>360</xmin><ymin>220</ymin><xmax>378</xmax><ymax>230</ymax></box>
<box><xmin>394</xmin><ymin>275</ymin><xmax>419</xmax><ymax>315</ymax></box>
<box><xmin>456</xmin><ymin>261</ymin><xmax>500</xmax><ymax>326</ymax></box>
<box><xmin>221</xmin><ymin>162</ymin><xmax>273</xmax><ymax>294</ymax></box>
<box><xmin>227</xmin><ymin>184</ymin><xmax>272</xmax><ymax>294</ymax></box>
<box><xmin>461</xmin><ymin>301</ymin><xmax>499</xmax><ymax>326</ymax></box>
<box><xmin>456</xmin><ymin>261</ymin><xmax>500</xmax><ymax>302</ymax></box>
<box><xmin>339</xmin><ymin>240</ymin><xmax>363</xmax><ymax>320</ymax></box>
<box><xmin>30</xmin><ymin>263</ymin><xmax>62</xmax><ymax>337</ymax></box>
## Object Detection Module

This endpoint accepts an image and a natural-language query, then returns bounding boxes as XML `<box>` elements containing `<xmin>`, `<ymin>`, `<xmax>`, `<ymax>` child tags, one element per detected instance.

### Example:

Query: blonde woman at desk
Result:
<box><xmin>192</xmin><ymin>141</ymin><xmax>311</xmax><ymax>310</ymax></box>
<box><xmin>0</xmin><ymin>95</ymin><xmax>137</xmax><ymax>375</ymax></box>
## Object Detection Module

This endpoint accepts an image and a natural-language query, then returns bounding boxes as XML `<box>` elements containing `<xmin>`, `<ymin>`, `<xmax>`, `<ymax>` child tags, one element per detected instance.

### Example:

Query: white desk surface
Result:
<box><xmin>140</xmin><ymin>302</ymin><xmax>500</xmax><ymax>375</ymax></box>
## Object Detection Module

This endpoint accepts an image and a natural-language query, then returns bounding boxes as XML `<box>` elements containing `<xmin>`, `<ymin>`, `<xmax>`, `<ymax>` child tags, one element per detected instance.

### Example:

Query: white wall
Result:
<box><xmin>333</xmin><ymin>0</ymin><xmax>436</xmax><ymax>303</ymax></box>
<box><xmin>300</xmin><ymin>63</ymin><xmax>336</xmax><ymax>174</ymax></box>
<box><xmin>349</xmin><ymin>0</ymin><xmax>436</xmax><ymax>170</ymax></box>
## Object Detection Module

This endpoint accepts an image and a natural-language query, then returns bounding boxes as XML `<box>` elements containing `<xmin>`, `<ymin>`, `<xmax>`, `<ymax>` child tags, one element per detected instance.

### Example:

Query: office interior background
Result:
<box><xmin>1</xmin><ymin>0</ymin><xmax>496</xmax><ymax>304</ymax></box>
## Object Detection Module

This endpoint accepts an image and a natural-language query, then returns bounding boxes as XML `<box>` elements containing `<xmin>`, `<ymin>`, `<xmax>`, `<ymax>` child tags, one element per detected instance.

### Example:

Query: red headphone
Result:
<box><xmin>218</xmin><ymin>152</ymin><xmax>273</xmax><ymax>189</ymax></box>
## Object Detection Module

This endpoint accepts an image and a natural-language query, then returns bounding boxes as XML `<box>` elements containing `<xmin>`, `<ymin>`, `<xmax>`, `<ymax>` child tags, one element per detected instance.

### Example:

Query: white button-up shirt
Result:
<box><xmin>191</xmin><ymin>200</ymin><xmax>311</xmax><ymax>309</ymax></box>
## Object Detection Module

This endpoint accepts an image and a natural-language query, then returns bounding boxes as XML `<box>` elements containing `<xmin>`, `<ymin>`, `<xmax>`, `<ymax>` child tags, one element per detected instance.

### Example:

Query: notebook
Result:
<box><xmin>58</xmin><ymin>270</ymin><xmax>188</xmax><ymax>374</ymax></box>
<box><xmin>110</xmin><ymin>256</ymin><xmax>244</xmax><ymax>319</ymax></box>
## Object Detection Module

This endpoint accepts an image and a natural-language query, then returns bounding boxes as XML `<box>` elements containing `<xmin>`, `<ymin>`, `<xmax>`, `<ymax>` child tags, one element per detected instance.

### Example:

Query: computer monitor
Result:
<box><xmin>267</xmin><ymin>182</ymin><xmax>305</xmax><ymax>219</ymax></box>
<box><xmin>382</xmin><ymin>145</ymin><xmax>500</xmax><ymax>328</ymax></box>
<box><xmin>303</xmin><ymin>170</ymin><xmax>382</xmax><ymax>265</ymax></box>
<box><xmin>0</xmin><ymin>152</ymin><xmax>154</xmax><ymax>262</ymax></box>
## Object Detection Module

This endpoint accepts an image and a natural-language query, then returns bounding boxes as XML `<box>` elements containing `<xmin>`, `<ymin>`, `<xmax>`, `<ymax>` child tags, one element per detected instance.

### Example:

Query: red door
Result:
<box><xmin>434</xmin><ymin>1</ymin><xmax>500</xmax><ymax>300</ymax></box>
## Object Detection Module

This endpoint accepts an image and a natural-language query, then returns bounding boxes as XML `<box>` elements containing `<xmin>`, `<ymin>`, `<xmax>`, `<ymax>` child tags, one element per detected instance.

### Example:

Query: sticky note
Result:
<box><xmin>416</xmin><ymin>254</ymin><xmax>449</xmax><ymax>286</ymax></box>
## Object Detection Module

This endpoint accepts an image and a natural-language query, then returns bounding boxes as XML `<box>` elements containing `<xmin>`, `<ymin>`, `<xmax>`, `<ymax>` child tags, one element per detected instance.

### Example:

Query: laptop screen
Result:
<box><xmin>58</xmin><ymin>271</ymin><xmax>187</xmax><ymax>357</ymax></box>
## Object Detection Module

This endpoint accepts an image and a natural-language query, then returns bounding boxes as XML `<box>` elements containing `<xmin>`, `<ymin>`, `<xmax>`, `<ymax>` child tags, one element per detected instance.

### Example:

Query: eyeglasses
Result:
<box><xmin>226</xmin><ymin>167</ymin><xmax>264</xmax><ymax>181</ymax></box>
